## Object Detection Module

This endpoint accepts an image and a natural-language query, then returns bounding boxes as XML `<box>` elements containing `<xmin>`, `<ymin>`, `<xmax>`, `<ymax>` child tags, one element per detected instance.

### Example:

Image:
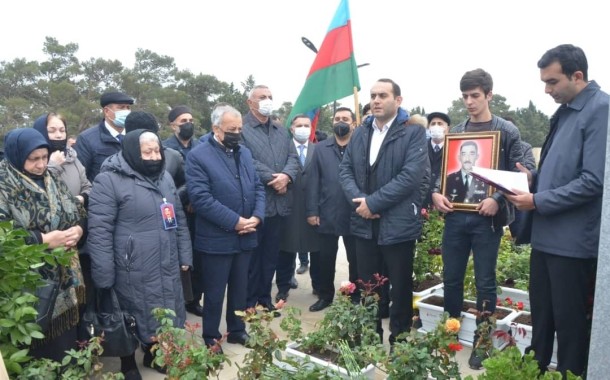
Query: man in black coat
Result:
<box><xmin>339</xmin><ymin>79</ymin><xmax>428</xmax><ymax>345</ymax></box>
<box><xmin>275</xmin><ymin>114</ymin><xmax>320</xmax><ymax>303</ymax></box>
<box><xmin>306</xmin><ymin>107</ymin><xmax>359</xmax><ymax>312</ymax></box>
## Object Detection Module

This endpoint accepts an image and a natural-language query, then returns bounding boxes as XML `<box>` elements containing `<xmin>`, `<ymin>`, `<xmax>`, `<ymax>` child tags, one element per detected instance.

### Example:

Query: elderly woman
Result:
<box><xmin>88</xmin><ymin>129</ymin><xmax>192</xmax><ymax>379</ymax></box>
<box><xmin>0</xmin><ymin>128</ymin><xmax>86</xmax><ymax>361</ymax></box>
<box><xmin>32</xmin><ymin>113</ymin><xmax>92</xmax><ymax>203</ymax></box>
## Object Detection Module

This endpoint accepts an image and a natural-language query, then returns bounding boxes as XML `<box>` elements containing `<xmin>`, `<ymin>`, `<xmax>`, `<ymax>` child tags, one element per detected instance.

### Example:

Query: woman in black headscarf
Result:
<box><xmin>0</xmin><ymin>128</ymin><xmax>86</xmax><ymax>360</ymax></box>
<box><xmin>88</xmin><ymin>129</ymin><xmax>192</xmax><ymax>379</ymax></box>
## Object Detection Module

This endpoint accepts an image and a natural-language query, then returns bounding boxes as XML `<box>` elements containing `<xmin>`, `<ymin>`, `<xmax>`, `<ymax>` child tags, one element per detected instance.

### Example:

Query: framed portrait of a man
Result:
<box><xmin>441</xmin><ymin>131</ymin><xmax>500</xmax><ymax>211</ymax></box>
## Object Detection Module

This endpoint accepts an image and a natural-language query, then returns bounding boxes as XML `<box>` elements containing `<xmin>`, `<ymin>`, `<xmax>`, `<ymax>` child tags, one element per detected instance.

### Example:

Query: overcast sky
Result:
<box><xmin>2</xmin><ymin>0</ymin><xmax>607</xmax><ymax>118</ymax></box>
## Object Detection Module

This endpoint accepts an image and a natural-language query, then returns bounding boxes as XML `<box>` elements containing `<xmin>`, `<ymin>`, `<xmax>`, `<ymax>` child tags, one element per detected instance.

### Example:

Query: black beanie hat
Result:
<box><xmin>168</xmin><ymin>105</ymin><xmax>192</xmax><ymax>122</ymax></box>
<box><xmin>125</xmin><ymin>111</ymin><xmax>159</xmax><ymax>133</ymax></box>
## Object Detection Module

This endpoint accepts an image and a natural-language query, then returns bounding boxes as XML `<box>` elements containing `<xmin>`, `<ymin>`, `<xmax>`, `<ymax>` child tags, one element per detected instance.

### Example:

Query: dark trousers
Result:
<box><xmin>247</xmin><ymin>215</ymin><xmax>283</xmax><ymax>307</ymax></box>
<box><xmin>276</xmin><ymin>251</ymin><xmax>297</xmax><ymax>293</ymax></box>
<box><xmin>317</xmin><ymin>234</ymin><xmax>357</xmax><ymax>302</ymax></box>
<box><xmin>355</xmin><ymin>237</ymin><xmax>415</xmax><ymax>342</ymax></box>
<box><xmin>189</xmin><ymin>252</ymin><xmax>203</xmax><ymax>304</ymax></box>
<box><xmin>200</xmin><ymin>250</ymin><xmax>251</xmax><ymax>345</ymax></box>
<box><xmin>528</xmin><ymin>249</ymin><xmax>595</xmax><ymax>377</ymax></box>
<box><xmin>442</xmin><ymin>212</ymin><xmax>503</xmax><ymax>317</ymax></box>
<box><xmin>276</xmin><ymin>250</ymin><xmax>321</xmax><ymax>293</ymax></box>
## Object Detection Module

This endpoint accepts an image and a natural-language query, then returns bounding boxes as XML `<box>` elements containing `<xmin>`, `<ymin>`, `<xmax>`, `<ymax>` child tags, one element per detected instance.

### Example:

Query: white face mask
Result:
<box><xmin>293</xmin><ymin>127</ymin><xmax>311</xmax><ymax>143</ymax></box>
<box><xmin>429</xmin><ymin>125</ymin><xmax>445</xmax><ymax>140</ymax></box>
<box><xmin>257</xmin><ymin>99</ymin><xmax>274</xmax><ymax>116</ymax></box>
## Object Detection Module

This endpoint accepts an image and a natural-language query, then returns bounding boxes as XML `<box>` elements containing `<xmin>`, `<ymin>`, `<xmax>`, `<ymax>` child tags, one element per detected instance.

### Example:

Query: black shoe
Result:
<box><xmin>290</xmin><ymin>276</ymin><xmax>299</xmax><ymax>289</ymax></box>
<box><xmin>185</xmin><ymin>301</ymin><xmax>203</xmax><ymax>317</ymax></box>
<box><xmin>296</xmin><ymin>264</ymin><xmax>309</xmax><ymax>274</ymax></box>
<box><xmin>309</xmin><ymin>299</ymin><xmax>332</xmax><ymax>312</ymax></box>
<box><xmin>262</xmin><ymin>303</ymin><xmax>282</xmax><ymax>317</ymax></box>
<box><xmin>227</xmin><ymin>332</ymin><xmax>250</xmax><ymax>346</ymax></box>
<box><xmin>123</xmin><ymin>368</ymin><xmax>142</xmax><ymax>380</ymax></box>
<box><xmin>275</xmin><ymin>291</ymin><xmax>289</xmax><ymax>303</ymax></box>
<box><xmin>143</xmin><ymin>349</ymin><xmax>167</xmax><ymax>374</ymax></box>
<box><xmin>468</xmin><ymin>348</ymin><xmax>488</xmax><ymax>370</ymax></box>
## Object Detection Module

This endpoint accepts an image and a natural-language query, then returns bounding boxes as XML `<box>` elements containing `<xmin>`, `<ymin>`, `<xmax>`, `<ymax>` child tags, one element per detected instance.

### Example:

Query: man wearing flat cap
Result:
<box><xmin>164</xmin><ymin>105</ymin><xmax>199</xmax><ymax>160</ymax></box>
<box><xmin>424</xmin><ymin>112</ymin><xmax>451</xmax><ymax>208</ymax></box>
<box><xmin>75</xmin><ymin>91</ymin><xmax>134</xmax><ymax>181</ymax></box>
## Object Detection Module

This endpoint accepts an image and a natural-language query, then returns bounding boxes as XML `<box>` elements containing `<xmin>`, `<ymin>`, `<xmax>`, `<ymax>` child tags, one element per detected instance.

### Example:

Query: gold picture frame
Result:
<box><xmin>440</xmin><ymin>131</ymin><xmax>501</xmax><ymax>211</ymax></box>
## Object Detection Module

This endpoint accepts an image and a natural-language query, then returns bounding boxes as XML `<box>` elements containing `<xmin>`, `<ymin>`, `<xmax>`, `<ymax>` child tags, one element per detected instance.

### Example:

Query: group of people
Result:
<box><xmin>0</xmin><ymin>43</ymin><xmax>605</xmax><ymax>379</ymax></box>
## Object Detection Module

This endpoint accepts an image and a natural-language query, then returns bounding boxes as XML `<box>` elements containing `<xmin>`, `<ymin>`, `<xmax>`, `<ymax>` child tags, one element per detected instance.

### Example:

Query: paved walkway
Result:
<box><xmin>102</xmin><ymin>238</ymin><xmax>483</xmax><ymax>379</ymax></box>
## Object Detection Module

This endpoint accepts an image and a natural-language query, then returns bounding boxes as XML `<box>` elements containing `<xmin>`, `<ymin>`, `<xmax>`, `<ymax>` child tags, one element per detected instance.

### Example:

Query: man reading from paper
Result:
<box><xmin>445</xmin><ymin>140</ymin><xmax>489</xmax><ymax>204</ymax></box>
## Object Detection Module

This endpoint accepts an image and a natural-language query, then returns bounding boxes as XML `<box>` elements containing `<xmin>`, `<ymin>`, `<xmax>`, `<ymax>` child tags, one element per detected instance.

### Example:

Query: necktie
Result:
<box><xmin>464</xmin><ymin>175</ymin><xmax>470</xmax><ymax>188</ymax></box>
<box><xmin>298</xmin><ymin>145</ymin><xmax>306</xmax><ymax>166</ymax></box>
<box><xmin>434</xmin><ymin>145</ymin><xmax>440</xmax><ymax>153</ymax></box>
<box><xmin>117</xmin><ymin>134</ymin><xmax>124</xmax><ymax>143</ymax></box>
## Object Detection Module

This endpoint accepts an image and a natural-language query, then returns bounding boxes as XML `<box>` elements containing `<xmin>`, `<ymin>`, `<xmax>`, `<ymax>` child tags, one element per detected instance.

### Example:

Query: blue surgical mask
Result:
<box><xmin>113</xmin><ymin>109</ymin><xmax>131</xmax><ymax>128</ymax></box>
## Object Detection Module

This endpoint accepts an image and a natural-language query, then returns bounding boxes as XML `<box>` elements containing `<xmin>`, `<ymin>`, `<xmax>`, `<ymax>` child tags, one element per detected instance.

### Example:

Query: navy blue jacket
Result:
<box><xmin>186</xmin><ymin>133</ymin><xmax>265</xmax><ymax>254</ymax></box>
<box><xmin>75</xmin><ymin>120</ymin><xmax>122</xmax><ymax>181</ymax></box>
<box><xmin>339</xmin><ymin>108</ymin><xmax>428</xmax><ymax>245</ymax></box>
<box><xmin>306</xmin><ymin>137</ymin><xmax>352</xmax><ymax>236</ymax></box>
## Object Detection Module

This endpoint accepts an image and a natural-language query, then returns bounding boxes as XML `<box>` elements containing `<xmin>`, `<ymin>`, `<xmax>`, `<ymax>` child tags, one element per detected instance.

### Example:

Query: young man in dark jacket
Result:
<box><xmin>432</xmin><ymin>68</ymin><xmax>524</xmax><ymax>369</ymax></box>
<box><xmin>340</xmin><ymin>78</ymin><xmax>428</xmax><ymax>346</ymax></box>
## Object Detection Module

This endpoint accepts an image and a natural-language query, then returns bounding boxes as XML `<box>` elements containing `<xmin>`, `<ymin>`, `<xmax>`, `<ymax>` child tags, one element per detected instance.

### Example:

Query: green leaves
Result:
<box><xmin>0</xmin><ymin>221</ymin><xmax>73</xmax><ymax>376</ymax></box>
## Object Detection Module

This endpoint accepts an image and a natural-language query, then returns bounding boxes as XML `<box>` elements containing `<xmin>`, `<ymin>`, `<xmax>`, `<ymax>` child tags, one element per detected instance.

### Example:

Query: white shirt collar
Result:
<box><xmin>104</xmin><ymin>120</ymin><xmax>123</xmax><ymax>139</ymax></box>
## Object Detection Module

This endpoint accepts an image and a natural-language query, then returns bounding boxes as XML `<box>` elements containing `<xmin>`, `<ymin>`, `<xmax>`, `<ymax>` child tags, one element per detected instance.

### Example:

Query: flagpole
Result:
<box><xmin>353</xmin><ymin>86</ymin><xmax>360</xmax><ymax>126</ymax></box>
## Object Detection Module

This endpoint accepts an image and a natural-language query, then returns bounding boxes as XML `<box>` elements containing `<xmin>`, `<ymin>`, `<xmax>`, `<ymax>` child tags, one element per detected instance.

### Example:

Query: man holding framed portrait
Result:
<box><xmin>431</xmin><ymin>68</ymin><xmax>524</xmax><ymax>370</ymax></box>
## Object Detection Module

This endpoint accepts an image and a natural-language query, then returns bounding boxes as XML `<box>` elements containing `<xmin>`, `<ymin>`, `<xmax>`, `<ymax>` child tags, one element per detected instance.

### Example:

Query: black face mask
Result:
<box><xmin>178</xmin><ymin>122</ymin><xmax>194</xmax><ymax>140</ymax></box>
<box><xmin>333</xmin><ymin>122</ymin><xmax>351</xmax><ymax>137</ymax></box>
<box><xmin>141</xmin><ymin>159</ymin><xmax>163</xmax><ymax>177</ymax></box>
<box><xmin>49</xmin><ymin>139</ymin><xmax>67</xmax><ymax>152</ymax></box>
<box><xmin>222</xmin><ymin>132</ymin><xmax>241</xmax><ymax>150</ymax></box>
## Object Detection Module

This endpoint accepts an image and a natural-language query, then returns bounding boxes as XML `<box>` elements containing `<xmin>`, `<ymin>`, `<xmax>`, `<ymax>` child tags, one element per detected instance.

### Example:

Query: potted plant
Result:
<box><xmin>273</xmin><ymin>277</ymin><xmax>387</xmax><ymax>379</ymax></box>
<box><xmin>497</xmin><ymin>310</ymin><xmax>558</xmax><ymax>368</ymax></box>
<box><xmin>151</xmin><ymin>308</ymin><xmax>230</xmax><ymax>379</ymax></box>
<box><xmin>413</xmin><ymin>208</ymin><xmax>444</xmax><ymax>296</ymax></box>
<box><xmin>381</xmin><ymin>314</ymin><xmax>463</xmax><ymax>379</ymax></box>
<box><xmin>415</xmin><ymin>294</ymin><xmax>517</xmax><ymax>349</ymax></box>
<box><xmin>496</xmin><ymin>234</ymin><xmax>531</xmax><ymax>309</ymax></box>
<box><xmin>464</xmin><ymin>345</ymin><xmax>580</xmax><ymax>380</ymax></box>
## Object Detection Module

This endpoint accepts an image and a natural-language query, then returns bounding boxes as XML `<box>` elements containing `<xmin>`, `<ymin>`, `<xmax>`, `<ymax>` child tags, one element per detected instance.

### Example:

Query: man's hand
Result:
<box><xmin>432</xmin><ymin>193</ymin><xmax>453</xmax><ymax>213</ymax></box>
<box><xmin>505</xmin><ymin>189</ymin><xmax>536</xmax><ymax>211</ymax></box>
<box><xmin>516</xmin><ymin>162</ymin><xmax>533</xmax><ymax>188</ymax></box>
<box><xmin>267</xmin><ymin>173</ymin><xmax>290</xmax><ymax>193</ymax></box>
<box><xmin>477</xmin><ymin>198</ymin><xmax>499</xmax><ymax>216</ymax></box>
<box><xmin>236</xmin><ymin>216</ymin><xmax>260</xmax><ymax>235</ymax></box>
<box><xmin>352</xmin><ymin>197</ymin><xmax>380</xmax><ymax>219</ymax></box>
<box><xmin>307</xmin><ymin>216</ymin><xmax>320</xmax><ymax>226</ymax></box>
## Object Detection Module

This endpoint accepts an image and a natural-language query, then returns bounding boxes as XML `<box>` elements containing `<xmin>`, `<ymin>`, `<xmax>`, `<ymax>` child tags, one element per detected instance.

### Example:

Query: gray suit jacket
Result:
<box><xmin>241</xmin><ymin>111</ymin><xmax>300</xmax><ymax>217</ymax></box>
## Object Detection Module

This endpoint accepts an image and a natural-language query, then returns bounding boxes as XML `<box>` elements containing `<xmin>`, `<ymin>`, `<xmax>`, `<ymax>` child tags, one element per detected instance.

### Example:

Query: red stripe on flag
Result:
<box><xmin>308</xmin><ymin>22</ymin><xmax>353</xmax><ymax>76</ymax></box>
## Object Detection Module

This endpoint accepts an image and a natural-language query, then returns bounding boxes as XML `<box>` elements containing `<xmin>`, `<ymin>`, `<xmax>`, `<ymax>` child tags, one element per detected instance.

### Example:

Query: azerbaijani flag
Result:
<box><xmin>287</xmin><ymin>0</ymin><xmax>360</xmax><ymax>140</ymax></box>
